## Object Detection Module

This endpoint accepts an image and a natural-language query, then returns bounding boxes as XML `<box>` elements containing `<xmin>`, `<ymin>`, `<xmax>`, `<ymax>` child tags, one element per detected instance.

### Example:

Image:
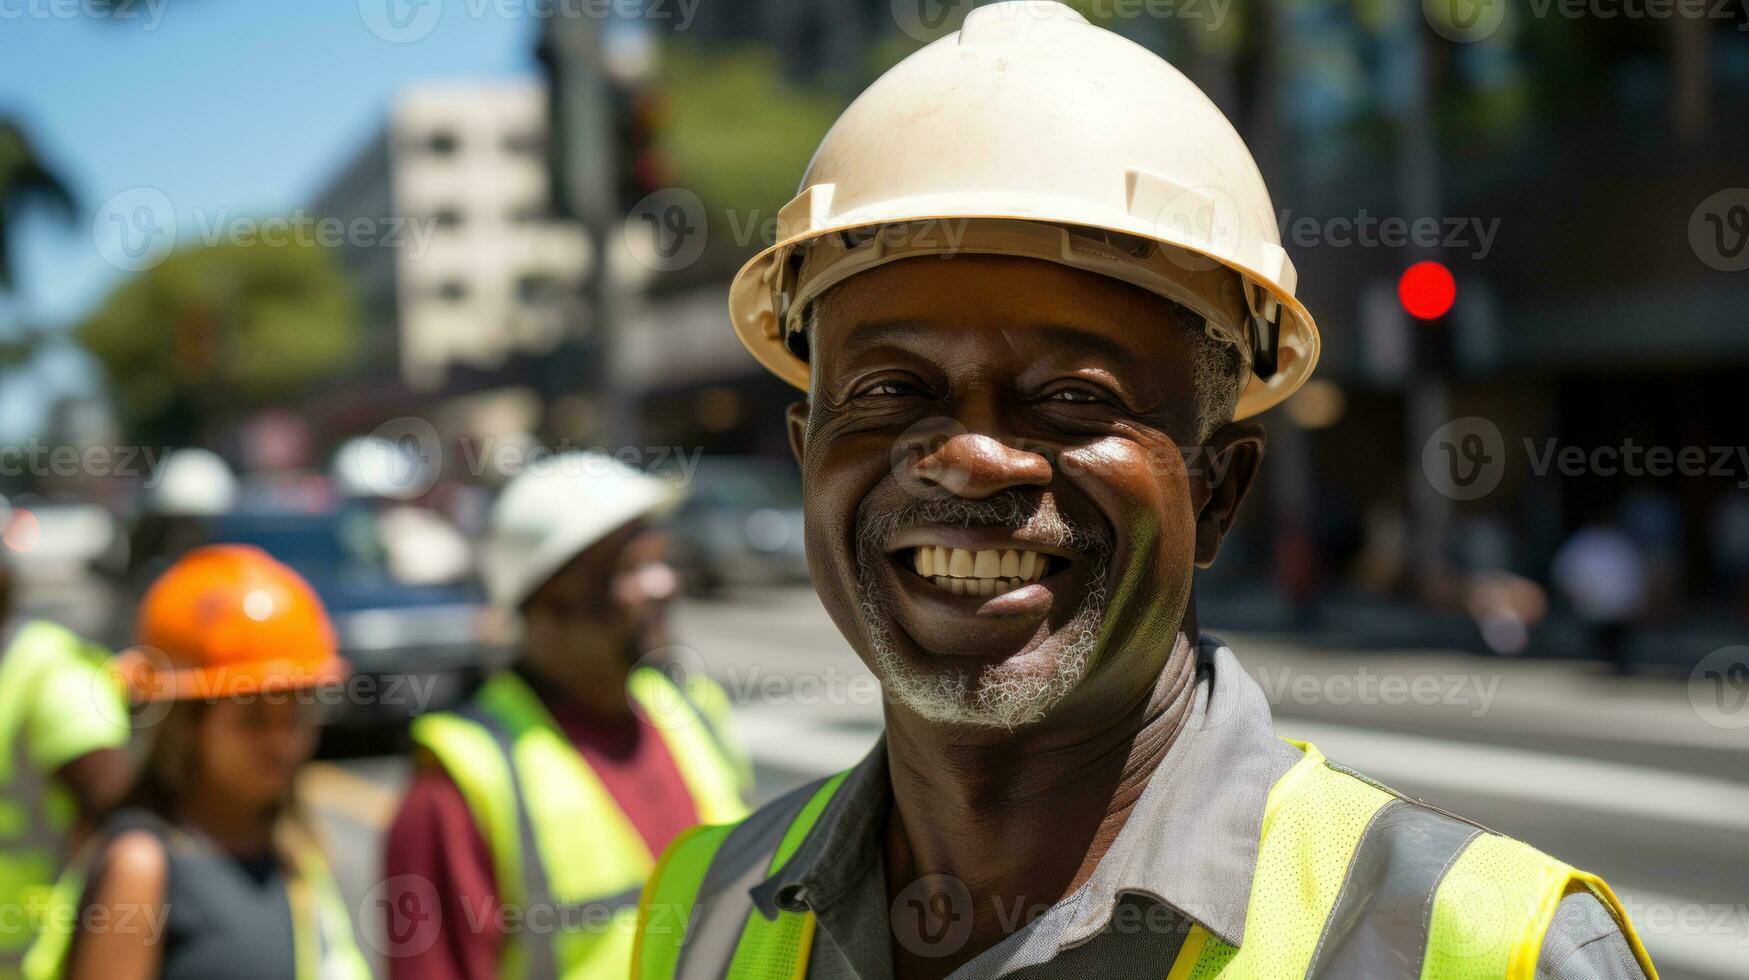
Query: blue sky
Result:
<box><xmin>1</xmin><ymin>0</ymin><xmax>539</xmax><ymax>332</ymax></box>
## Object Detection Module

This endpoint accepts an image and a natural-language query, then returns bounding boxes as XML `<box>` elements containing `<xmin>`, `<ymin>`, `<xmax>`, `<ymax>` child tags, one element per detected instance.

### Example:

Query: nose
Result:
<box><xmin>615</xmin><ymin>560</ymin><xmax>679</xmax><ymax>607</ymax></box>
<box><xmin>899</xmin><ymin>413</ymin><xmax>1053</xmax><ymax>500</ymax></box>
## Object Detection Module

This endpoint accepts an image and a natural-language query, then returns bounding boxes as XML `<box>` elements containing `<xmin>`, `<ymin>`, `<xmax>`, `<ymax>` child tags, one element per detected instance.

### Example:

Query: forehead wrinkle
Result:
<box><xmin>830</xmin><ymin>318</ymin><xmax>933</xmax><ymax>364</ymax></box>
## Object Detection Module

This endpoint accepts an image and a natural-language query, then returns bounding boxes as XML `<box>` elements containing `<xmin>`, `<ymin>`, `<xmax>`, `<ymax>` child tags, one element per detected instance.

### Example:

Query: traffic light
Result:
<box><xmin>1400</xmin><ymin>260</ymin><xmax>1458</xmax><ymax>374</ymax></box>
<box><xmin>1398</xmin><ymin>260</ymin><xmax>1456</xmax><ymax>320</ymax></box>
<box><xmin>612</xmin><ymin>83</ymin><xmax>672</xmax><ymax>214</ymax></box>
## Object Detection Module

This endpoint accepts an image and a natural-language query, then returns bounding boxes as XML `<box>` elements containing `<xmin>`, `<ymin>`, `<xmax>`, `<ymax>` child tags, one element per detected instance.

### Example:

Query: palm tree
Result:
<box><xmin>0</xmin><ymin>118</ymin><xmax>77</xmax><ymax>293</ymax></box>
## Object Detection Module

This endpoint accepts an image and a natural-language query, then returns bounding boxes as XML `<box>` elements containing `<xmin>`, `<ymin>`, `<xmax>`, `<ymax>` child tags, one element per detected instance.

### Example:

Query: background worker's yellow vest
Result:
<box><xmin>20</xmin><ymin>821</ymin><xmax>371</xmax><ymax>980</ymax></box>
<box><xmin>412</xmin><ymin>668</ymin><xmax>750</xmax><ymax>980</ymax></box>
<box><xmin>0</xmin><ymin>622</ymin><xmax>126</xmax><ymax>980</ymax></box>
<box><xmin>632</xmin><ymin>742</ymin><xmax>1657</xmax><ymax>980</ymax></box>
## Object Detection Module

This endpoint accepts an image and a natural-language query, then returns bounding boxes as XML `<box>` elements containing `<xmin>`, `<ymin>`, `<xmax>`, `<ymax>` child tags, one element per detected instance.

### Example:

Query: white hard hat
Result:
<box><xmin>481</xmin><ymin>452</ymin><xmax>684</xmax><ymax>611</ymax></box>
<box><xmin>728</xmin><ymin>0</ymin><xmax>1317</xmax><ymax>419</ymax></box>
<box><xmin>149</xmin><ymin>448</ymin><xmax>239</xmax><ymax>517</ymax></box>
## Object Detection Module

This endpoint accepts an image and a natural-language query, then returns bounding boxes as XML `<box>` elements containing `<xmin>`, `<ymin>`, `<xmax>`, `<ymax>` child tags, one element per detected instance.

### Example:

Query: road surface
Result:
<box><xmin>308</xmin><ymin>586</ymin><xmax>1748</xmax><ymax>979</ymax></box>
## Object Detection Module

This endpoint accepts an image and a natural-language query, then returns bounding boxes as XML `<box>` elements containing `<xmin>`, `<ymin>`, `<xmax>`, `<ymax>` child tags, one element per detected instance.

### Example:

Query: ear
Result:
<box><xmin>785</xmin><ymin>401</ymin><xmax>809</xmax><ymax>469</ymax></box>
<box><xmin>1193</xmin><ymin>420</ymin><xmax>1265</xmax><ymax>568</ymax></box>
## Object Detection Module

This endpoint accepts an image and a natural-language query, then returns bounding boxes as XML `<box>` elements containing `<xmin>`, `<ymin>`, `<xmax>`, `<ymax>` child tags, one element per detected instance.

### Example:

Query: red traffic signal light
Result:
<box><xmin>1398</xmin><ymin>261</ymin><xmax>1456</xmax><ymax>320</ymax></box>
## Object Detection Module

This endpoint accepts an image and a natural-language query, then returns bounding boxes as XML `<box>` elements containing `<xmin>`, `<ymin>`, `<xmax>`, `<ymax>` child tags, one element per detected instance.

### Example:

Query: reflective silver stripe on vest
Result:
<box><xmin>459</xmin><ymin>701</ymin><xmax>565</xmax><ymax>980</ymax></box>
<box><xmin>673</xmin><ymin>777</ymin><xmax>829</xmax><ymax>980</ymax></box>
<box><xmin>1305</xmin><ymin>799</ymin><xmax>1485</xmax><ymax>979</ymax></box>
<box><xmin>459</xmin><ymin>698</ymin><xmax>676</xmax><ymax>979</ymax></box>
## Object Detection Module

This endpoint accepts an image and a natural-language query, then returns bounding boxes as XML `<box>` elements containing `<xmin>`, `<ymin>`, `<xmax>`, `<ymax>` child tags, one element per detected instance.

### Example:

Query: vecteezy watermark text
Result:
<box><xmin>358</xmin><ymin>0</ymin><xmax>700</xmax><ymax>44</ymax></box>
<box><xmin>0</xmin><ymin>440</ymin><xmax>167</xmax><ymax>483</ymax></box>
<box><xmin>0</xmin><ymin>0</ymin><xmax>168</xmax><ymax>28</ymax></box>
<box><xmin>1424</xmin><ymin>418</ymin><xmax>1749</xmax><ymax>500</ymax></box>
<box><xmin>1250</xmin><ymin>664</ymin><xmax>1503</xmax><ymax>717</ymax></box>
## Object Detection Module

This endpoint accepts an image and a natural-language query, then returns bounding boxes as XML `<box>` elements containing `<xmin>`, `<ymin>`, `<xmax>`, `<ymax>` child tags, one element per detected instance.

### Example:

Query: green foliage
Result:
<box><xmin>76</xmin><ymin>237</ymin><xmax>360</xmax><ymax>444</ymax></box>
<box><xmin>656</xmin><ymin>41</ymin><xmax>846</xmax><ymax>229</ymax></box>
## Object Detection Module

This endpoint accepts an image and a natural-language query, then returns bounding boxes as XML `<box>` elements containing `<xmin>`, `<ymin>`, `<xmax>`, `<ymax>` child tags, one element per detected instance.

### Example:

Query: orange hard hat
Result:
<box><xmin>117</xmin><ymin>544</ymin><xmax>349</xmax><ymax>702</ymax></box>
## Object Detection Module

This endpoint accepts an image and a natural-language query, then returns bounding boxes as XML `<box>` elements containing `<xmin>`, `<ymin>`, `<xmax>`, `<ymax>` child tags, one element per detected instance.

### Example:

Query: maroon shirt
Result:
<box><xmin>383</xmin><ymin>674</ymin><xmax>701</xmax><ymax>980</ymax></box>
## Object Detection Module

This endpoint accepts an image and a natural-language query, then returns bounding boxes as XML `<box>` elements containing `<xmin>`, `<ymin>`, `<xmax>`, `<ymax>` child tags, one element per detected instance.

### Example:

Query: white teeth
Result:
<box><xmin>910</xmin><ymin>545</ymin><xmax>1054</xmax><ymax>597</ymax></box>
<box><xmin>948</xmin><ymin>548</ymin><xmax>974</xmax><ymax>577</ymax></box>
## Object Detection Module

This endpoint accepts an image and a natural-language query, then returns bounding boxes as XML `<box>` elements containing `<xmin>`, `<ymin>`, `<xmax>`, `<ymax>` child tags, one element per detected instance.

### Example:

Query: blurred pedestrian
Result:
<box><xmin>0</xmin><ymin>546</ymin><xmax>131</xmax><ymax>979</ymax></box>
<box><xmin>631</xmin><ymin>4</ymin><xmax>1653</xmax><ymax>978</ymax></box>
<box><xmin>25</xmin><ymin>545</ymin><xmax>369</xmax><ymax>980</ymax></box>
<box><xmin>383</xmin><ymin>452</ymin><xmax>749</xmax><ymax>980</ymax></box>
<box><xmin>1552</xmin><ymin>521</ymin><xmax>1649</xmax><ymax>674</ymax></box>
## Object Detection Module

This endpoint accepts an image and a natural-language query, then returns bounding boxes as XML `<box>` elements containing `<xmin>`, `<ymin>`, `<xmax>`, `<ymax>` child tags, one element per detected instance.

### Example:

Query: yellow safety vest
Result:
<box><xmin>632</xmin><ymin>741</ymin><xmax>1658</xmax><ymax>980</ymax></box>
<box><xmin>0</xmin><ymin>622</ymin><xmax>127</xmax><ymax>979</ymax></box>
<box><xmin>20</xmin><ymin>819</ymin><xmax>371</xmax><ymax>980</ymax></box>
<box><xmin>410</xmin><ymin>668</ymin><xmax>750</xmax><ymax>980</ymax></box>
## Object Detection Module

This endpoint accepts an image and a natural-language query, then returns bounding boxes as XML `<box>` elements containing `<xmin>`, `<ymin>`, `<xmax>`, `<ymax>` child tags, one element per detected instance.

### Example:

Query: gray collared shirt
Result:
<box><xmin>746</xmin><ymin>637</ymin><xmax>1646</xmax><ymax>979</ymax></box>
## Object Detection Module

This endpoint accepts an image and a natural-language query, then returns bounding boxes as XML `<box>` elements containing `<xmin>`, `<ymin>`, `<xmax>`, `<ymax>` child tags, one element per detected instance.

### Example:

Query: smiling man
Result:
<box><xmin>631</xmin><ymin>4</ymin><xmax>1654</xmax><ymax>978</ymax></box>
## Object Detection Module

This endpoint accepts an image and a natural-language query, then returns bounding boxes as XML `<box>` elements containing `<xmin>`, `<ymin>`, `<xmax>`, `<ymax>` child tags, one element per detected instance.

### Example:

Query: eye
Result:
<box><xmin>855</xmin><ymin>377</ymin><xmax>922</xmax><ymax>399</ymax></box>
<box><xmin>1042</xmin><ymin>384</ymin><xmax>1110</xmax><ymax>405</ymax></box>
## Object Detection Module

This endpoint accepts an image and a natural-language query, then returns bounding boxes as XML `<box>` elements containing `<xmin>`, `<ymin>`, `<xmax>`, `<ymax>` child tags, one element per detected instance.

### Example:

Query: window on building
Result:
<box><xmin>424</xmin><ymin>130</ymin><xmax>460</xmax><ymax>156</ymax></box>
<box><xmin>502</xmin><ymin>131</ymin><xmax>545</xmax><ymax>155</ymax></box>
<box><xmin>437</xmin><ymin>280</ymin><xmax>469</xmax><ymax>302</ymax></box>
<box><xmin>433</xmin><ymin>207</ymin><xmax>464</xmax><ymax>229</ymax></box>
<box><xmin>515</xmin><ymin>273</ymin><xmax>563</xmax><ymax>306</ymax></box>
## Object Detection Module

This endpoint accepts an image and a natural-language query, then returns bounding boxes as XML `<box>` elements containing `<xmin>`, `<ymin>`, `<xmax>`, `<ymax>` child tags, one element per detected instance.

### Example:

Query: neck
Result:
<box><xmin>179</xmin><ymin>784</ymin><xmax>277</xmax><ymax>855</ymax></box>
<box><xmin>518</xmin><ymin>648</ymin><xmax>635</xmax><ymax>722</ymax></box>
<box><xmin>883</xmin><ymin>629</ymin><xmax>1200</xmax><ymax>978</ymax></box>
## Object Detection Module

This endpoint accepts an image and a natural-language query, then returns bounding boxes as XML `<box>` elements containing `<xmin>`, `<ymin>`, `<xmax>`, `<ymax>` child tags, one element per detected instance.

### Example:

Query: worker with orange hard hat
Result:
<box><xmin>25</xmin><ymin>545</ymin><xmax>368</xmax><ymax>980</ymax></box>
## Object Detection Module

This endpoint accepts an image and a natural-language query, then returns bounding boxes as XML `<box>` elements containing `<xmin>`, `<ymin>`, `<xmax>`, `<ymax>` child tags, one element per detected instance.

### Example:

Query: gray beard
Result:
<box><xmin>854</xmin><ymin>494</ymin><xmax>1111</xmax><ymax>730</ymax></box>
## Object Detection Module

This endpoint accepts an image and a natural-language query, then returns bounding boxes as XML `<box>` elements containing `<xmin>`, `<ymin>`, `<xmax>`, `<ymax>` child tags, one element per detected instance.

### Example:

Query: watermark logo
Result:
<box><xmin>628</xmin><ymin>645</ymin><xmax>713</xmax><ymax>731</ymax></box>
<box><xmin>359</xmin><ymin>0</ymin><xmax>443</xmax><ymax>42</ymax></box>
<box><xmin>1424</xmin><ymin>0</ymin><xmax>1507</xmax><ymax>41</ymax></box>
<box><xmin>890</xmin><ymin>0</ymin><xmax>975</xmax><ymax>41</ymax></box>
<box><xmin>94</xmin><ymin>187</ymin><xmax>176</xmax><ymax>272</ymax></box>
<box><xmin>1422</xmin><ymin>416</ymin><xmax>1506</xmax><ymax>501</ymax></box>
<box><xmin>890</xmin><ymin>873</ymin><xmax>973</xmax><ymax>957</ymax></box>
<box><xmin>1690</xmin><ymin>645</ymin><xmax>1749</xmax><ymax>731</ymax></box>
<box><xmin>623</xmin><ymin>187</ymin><xmax>708</xmax><ymax>272</ymax></box>
<box><xmin>365</xmin><ymin>874</ymin><xmax>444</xmax><ymax>957</ymax></box>
<box><xmin>358</xmin><ymin>417</ymin><xmax>444</xmax><ymax>499</ymax></box>
<box><xmin>104</xmin><ymin>645</ymin><xmax>176</xmax><ymax>729</ymax></box>
<box><xmin>1149</xmin><ymin>185</ymin><xmax>1244</xmax><ymax>275</ymax></box>
<box><xmin>890</xmin><ymin>416</ymin><xmax>972</xmax><ymax>498</ymax></box>
<box><xmin>1689</xmin><ymin>188</ymin><xmax>1749</xmax><ymax>273</ymax></box>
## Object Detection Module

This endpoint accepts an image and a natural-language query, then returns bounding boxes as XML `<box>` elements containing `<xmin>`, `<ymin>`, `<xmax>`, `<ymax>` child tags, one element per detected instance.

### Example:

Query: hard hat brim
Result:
<box><xmin>115</xmin><ymin>648</ymin><xmax>352</xmax><ymax>703</ymax></box>
<box><xmin>728</xmin><ymin>207</ymin><xmax>1319</xmax><ymax>421</ymax></box>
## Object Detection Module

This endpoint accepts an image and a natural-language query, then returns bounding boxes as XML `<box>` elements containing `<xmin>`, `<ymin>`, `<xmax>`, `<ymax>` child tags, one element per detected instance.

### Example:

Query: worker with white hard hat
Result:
<box><xmin>633</xmin><ymin>4</ymin><xmax>1653</xmax><ymax>979</ymax></box>
<box><xmin>383</xmin><ymin>452</ymin><xmax>749</xmax><ymax>980</ymax></box>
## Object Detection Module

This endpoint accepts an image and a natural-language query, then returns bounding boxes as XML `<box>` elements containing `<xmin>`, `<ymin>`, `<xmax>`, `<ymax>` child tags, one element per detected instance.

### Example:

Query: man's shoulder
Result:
<box><xmin>1299</xmin><ymin>753</ymin><xmax>1649</xmax><ymax>977</ymax></box>
<box><xmin>4</xmin><ymin>618</ymin><xmax>100</xmax><ymax>668</ymax></box>
<box><xmin>707</xmin><ymin>771</ymin><xmax>836</xmax><ymax>837</ymax></box>
<box><xmin>658</xmin><ymin>770</ymin><xmax>840</xmax><ymax>870</ymax></box>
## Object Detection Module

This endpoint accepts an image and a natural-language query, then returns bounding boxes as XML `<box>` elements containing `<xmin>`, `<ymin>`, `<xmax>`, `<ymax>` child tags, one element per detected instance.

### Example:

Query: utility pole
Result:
<box><xmin>538</xmin><ymin>16</ymin><xmax>620</xmax><ymax>445</ymax></box>
<box><xmin>1388</xmin><ymin>5</ymin><xmax>1452</xmax><ymax>601</ymax></box>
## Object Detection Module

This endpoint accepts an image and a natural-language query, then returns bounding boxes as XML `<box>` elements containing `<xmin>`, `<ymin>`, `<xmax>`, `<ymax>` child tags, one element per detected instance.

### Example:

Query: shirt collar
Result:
<box><xmin>749</xmin><ymin>733</ymin><xmax>892</xmax><ymax>920</ymax></box>
<box><xmin>1057</xmin><ymin>638</ymin><xmax>1300</xmax><ymax>948</ymax></box>
<box><xmin>747</xmin><ymin>635</ymin><xmax>1299</xmax><ymax>951</ymax></box>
